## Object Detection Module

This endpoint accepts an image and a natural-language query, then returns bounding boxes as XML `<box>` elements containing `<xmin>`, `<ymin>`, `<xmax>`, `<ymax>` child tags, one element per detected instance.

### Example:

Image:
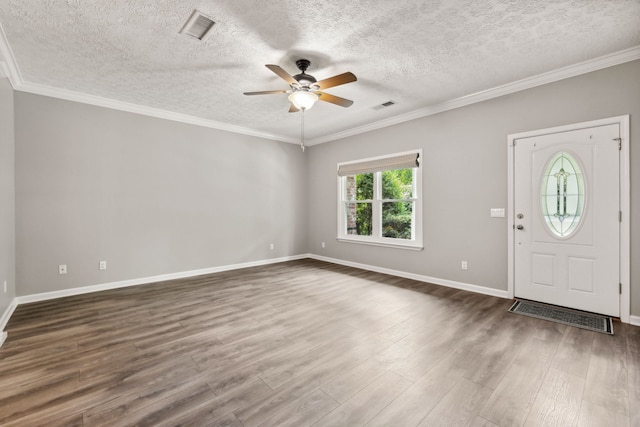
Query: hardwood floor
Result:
<box><xmin>1</xmin><ymin>259</ymin><xmax>637</xmax><ymax>426</ymax></box>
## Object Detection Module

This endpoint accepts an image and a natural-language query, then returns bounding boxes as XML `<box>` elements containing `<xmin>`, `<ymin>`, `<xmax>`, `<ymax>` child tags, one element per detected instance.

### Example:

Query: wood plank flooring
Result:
<box><xmin>1</xmin><ymin>259</ymin><xmax>638</xmax><ymax>426</ymax></box>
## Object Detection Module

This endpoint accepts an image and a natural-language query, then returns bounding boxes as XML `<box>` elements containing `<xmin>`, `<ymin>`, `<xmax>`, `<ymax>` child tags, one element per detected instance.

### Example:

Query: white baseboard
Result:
<box><xmin>0</xmin><ymin>298</ymin><xmax>17</xmax><ymax>331</ymax></box>
<box><xmin>15</xmin><ymin>254</ymin><xmax>309</xmax><ymax>305</ymax></box>
<box><xmin>2</xmin><ymin>255</ymin><xmax>308</xmax><ymax>347</ymax></box>
<box><xmin>5</xmin><ymin>253</ymin><xmax>634</xmax><ymax>345</ymax></box>
<box><xmin>0</xmin><ymin>298</ymin><xmax>17</xmax><ymax>348</ymax></box>
<box><xmin>309</xmin><ymin>254</ymin><xmax>510</xmax><ymax>299</ymax></box>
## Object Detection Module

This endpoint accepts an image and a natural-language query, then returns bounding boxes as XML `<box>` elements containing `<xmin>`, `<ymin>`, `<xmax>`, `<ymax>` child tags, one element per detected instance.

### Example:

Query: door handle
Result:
<box><xmin>516</xmin><ymin>225</ymin><xmax>524</xmax><ymax>230</ymax></box>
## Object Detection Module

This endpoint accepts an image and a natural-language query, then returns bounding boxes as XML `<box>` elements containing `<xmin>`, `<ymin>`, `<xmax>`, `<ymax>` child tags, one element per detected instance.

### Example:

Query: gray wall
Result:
<box><xmin>9</xmin><ymin>60</ymin><xmax>640</xmax><ymax>316</ymax></box>
<box><xmin>0</xmin><ymin>77</ymin><xmax>15</xmax><ymax>318</ymax></box>
<box><xmin>15</xmin><ymin>93</ymin><xmax>308</xmax><ymax>295</ymax></box>
<box><xmin>308</xmin><ymin>60</ymin><xmax>640</xmax><ymax>314</ymax></box>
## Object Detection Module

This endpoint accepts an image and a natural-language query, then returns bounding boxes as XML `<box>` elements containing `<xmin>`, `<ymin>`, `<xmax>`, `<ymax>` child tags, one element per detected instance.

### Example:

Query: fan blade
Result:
<box><xmin>243</xmin><ymin>90</ymin><xmax>289</xmax><ymax>96</ymax></box>
<box><xmin>265</xmin><ymin>64</ymin><xmax>298</xmax><ymax>85</ymax></box>
<box><xmin>316</xmin><ymin>91</ymin><xmax>354</xmax><ymax>107</ymax></box>
<box><xmin>315</xmin><ymin>72</ymin><xmax>357</xmax><ymax>90</ymax></box>
<box><xmin>289</xmin><ymin>103</ymin><xmax>300</xmax><ymax>113</ymax></box>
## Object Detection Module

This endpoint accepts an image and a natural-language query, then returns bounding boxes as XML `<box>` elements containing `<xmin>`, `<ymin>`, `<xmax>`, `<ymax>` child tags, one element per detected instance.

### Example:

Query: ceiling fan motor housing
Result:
<box><xmin>293</xmin><ymin>59</ymin><xmax>317</xmax><ymax>87</ymax></box>
<box><xmin>295</xmin><ymin>59</ymin><xmax>311</xmax><ymax>72</ymax></box>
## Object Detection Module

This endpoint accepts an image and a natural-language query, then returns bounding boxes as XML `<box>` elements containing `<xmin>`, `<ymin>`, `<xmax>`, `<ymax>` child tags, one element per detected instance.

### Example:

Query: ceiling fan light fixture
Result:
<box><xmin>288</xmin><ymin>90</ymin><xmax>318</xmax><ymax>110</ymax></box>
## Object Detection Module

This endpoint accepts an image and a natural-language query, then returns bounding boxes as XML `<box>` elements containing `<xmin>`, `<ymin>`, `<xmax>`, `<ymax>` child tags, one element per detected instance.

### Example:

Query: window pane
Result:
<box><xmin>355</xmin><ymin>173</ymin><xmax>373</xmax><ymax>200</ymax></box>
<box><xmin>382</xmin><ymin>201</ymin><xmax>413</xmax><ymax>239</ymax></box>
<box><xmin>344</xmin><ymin>175</ymin><xmax>357</xmax><ymax>201</ymax></box>
<box><xmin>344</xmin><ymin>174</ymin><xmax>373</xmax><ymax>201</ymax></box>
<box><xmin>382</xmin><ymin>168</ymin><xmax>414</xmax><ymax>199</ymax></box>
<box><xmin>540</xmin><ymin>152</ymin><xmax>585</xmax><ymax>238</ymax></box>
<box><xmin>345</xmin><ymin>202</ymin><xmax>372</xmax><ymax>236</ymax></box>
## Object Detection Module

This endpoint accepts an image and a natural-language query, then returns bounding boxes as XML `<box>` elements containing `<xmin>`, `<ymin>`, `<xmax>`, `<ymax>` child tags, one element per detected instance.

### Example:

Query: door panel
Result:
<box><xmin>514</xmin><ymin>124</ymin><xmax>619</xmax><ymax>316</ymax></box>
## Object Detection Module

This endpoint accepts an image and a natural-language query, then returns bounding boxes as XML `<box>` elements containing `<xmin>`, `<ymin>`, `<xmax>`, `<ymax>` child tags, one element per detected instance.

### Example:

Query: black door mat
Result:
<box><xmin>508</xmin><ymin>299</ymin><xmax>613</xmax><ymax>335</ymax></box>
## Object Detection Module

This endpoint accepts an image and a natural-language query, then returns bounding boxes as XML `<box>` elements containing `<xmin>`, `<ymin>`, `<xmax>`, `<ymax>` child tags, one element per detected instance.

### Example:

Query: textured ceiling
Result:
<box><xmin>0</xmin><ymin>0</ymin><xmax>639</xmax><ymax>143</ymax></box>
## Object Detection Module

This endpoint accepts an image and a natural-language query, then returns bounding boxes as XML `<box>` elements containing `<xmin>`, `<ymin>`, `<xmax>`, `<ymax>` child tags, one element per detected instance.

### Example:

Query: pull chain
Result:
<box><xmin>300</xmin><ymin>108</ymin><xmax>306</xmax><ymax>152</ymax></box>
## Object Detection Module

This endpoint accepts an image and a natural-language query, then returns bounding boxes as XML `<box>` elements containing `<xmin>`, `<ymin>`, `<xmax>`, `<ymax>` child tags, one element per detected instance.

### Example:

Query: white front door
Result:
<box><xmin>513</xmin><ymin>124</ymin><xmax>620</xmax><ymax>316</ymax></box>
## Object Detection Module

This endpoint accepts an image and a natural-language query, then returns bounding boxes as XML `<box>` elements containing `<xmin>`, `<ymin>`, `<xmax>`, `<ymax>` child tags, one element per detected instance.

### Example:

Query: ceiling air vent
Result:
<box><xmin>180</xmin><ymin>10</ymin><xmax>216</xmax><ymax>41</ymax></box>
<box><xmin>373</xmin><ymin>100</ymin><xmax>397</xmax><ymax>110</ymax></box>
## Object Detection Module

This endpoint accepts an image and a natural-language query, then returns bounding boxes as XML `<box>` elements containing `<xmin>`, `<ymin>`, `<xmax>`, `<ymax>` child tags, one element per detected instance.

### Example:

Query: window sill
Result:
<box><xmin>336</xmin><ymin>237</ymin><xmax>424</xmax><ymax>251</ymax></box>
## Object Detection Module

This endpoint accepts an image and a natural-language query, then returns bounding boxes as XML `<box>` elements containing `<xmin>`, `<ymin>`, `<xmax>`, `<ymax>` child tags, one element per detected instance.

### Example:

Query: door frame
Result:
<box><xmin>507</xmin><ymin>116</ymin><xmax>630</xmax><ymax>322</ymax></box>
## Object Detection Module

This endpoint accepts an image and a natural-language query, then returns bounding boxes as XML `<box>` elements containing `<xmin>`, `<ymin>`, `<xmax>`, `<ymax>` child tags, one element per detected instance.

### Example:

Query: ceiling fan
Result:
<box><xmin>243</xmin><ymin>59</ymin><xmax>357</xmax><ymax>112</ymax></box>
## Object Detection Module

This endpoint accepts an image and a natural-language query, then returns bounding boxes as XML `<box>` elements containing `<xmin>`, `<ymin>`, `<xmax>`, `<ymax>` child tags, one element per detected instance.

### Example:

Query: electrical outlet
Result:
<box><xmin>321</xmin><ymin>242</ymin><xmax>325</xmax><ymax>248</ymax></box>
<box><xmin>269</xmin><ymin>243</ymin><xmax>274</xmax><ymax>250</ymax></box>
<box><xmin>461</xmin><ymin>261</ymin><xmax>468</xmax><ymax>270</ymax></box>
<box><xmin>99</xmin><ymin>261</ymin><xmax>107</xmax><ymax>270</ymax></box>
<box><xmin>59</xmin><ymin>264</ymin><xmax>67</xmax><ymax>275</ymax></box>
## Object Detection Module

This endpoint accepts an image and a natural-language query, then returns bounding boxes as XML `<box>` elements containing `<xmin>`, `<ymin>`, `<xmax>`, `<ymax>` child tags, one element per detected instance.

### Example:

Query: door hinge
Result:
<box><xmin>619</xmin><ymin>283</ymin><xmax>622</xmax><ymax>294</ymax></box>
<box><xmin>619</xmin><ymin>211</ymin><xmax>622</xmax><ymax>222</ymax></box>
<box><xmin>614</xmin><ymin>137</ymin><xmax>622</xmax><ymax>150</ymax></box>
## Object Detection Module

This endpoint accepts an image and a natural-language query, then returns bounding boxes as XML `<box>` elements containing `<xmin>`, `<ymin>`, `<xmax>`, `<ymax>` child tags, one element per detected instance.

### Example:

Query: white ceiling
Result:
<box><xmin>0</xmin><ymin>0</ymin><xmax>639</xmax><ymax>144</ymax></box>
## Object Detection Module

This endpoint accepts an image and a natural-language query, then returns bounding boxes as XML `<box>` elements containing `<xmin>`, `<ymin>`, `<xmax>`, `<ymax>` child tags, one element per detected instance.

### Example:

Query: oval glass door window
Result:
<box><xmin>540</xmin><ymin>152</ymin><xmax>585</xmax><ymax>238</ymax></box>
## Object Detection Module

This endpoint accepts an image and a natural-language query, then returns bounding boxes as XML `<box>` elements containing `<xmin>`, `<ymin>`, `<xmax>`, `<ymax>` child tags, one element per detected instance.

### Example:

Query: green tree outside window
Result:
<box><xmin>352</xmin><ymin>168</ymin><xmax>414</xmax><ymax>239</ymax></box>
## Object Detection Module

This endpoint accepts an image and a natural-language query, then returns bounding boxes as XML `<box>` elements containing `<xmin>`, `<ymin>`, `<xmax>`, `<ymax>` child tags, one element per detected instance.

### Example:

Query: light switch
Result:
<box><xmin>490</xmin><ymin>208</ymin><xmax>505</xmax><ymax>218</ymax></box>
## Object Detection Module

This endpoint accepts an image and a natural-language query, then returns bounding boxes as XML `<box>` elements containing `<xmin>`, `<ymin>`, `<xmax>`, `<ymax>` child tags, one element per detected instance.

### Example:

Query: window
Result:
<box><xmin>540</xmin><ymin>151</ymin><xmax>585</xmax><ymax>238</ymax></box>
<box><xmin>337</xmin><ymin>150</ymin><xmax>422</xmax><ymax>250</ymax></box>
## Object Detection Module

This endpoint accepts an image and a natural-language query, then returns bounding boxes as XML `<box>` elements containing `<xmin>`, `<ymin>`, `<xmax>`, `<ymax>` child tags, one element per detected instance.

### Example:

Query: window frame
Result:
<box><xmin>336</xmin><ymin>150</ymin><xmax>423</xmax><ymax>250</ymax></box>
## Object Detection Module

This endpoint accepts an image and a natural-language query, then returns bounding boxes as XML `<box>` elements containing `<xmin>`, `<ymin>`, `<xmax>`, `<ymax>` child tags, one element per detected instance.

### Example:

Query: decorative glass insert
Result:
<box><xmin>540</xmin><ymin>152</ymin><xmax>585</xmax><ymax>238</ymax></box>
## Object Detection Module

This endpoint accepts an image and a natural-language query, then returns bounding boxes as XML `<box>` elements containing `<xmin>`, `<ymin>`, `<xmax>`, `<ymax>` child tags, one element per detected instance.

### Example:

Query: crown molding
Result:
<box><xmin>15</xmin><ymin>81</ymin><xmax>299</xmax><ymax>143</ymax></box>
<box><xmin>0</xmin><ymin>61</ymin><xmax>8</xmax><ymax>79</ymax></box>
<box><xmin>307</xmin><ymin>45</ymin><xmax>640</xmax><ymax>145</ymax></box>
<box><xmin>0</xmin><ymin>21</ymin><xmax>22</xmax><ymax>87</ymax></box>
<box><xmin>1</xmin><ymin>12</ymin><xmax>638</xmax><ymax>148</ymax></box>
<box><xmin>0</xmin><ymin>20</ymin><xmax>298</xmax><ymax>144</ymax></box>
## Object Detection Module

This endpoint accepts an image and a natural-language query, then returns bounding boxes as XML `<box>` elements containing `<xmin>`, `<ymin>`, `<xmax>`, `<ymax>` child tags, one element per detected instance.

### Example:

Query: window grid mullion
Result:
<box><xmin>411</xmin><ymin>172</ymin><xmax>417</xmax><ymax>238</ymax></box>
<box><xmin>381</xmin><ymin>198</ymin><xmax>417</xmax><ymax>203</ymax></box>
<box><xmin>373</xmin><ymin>171</ymin><xmax>382</xmax><ymax>238</ymax></box>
